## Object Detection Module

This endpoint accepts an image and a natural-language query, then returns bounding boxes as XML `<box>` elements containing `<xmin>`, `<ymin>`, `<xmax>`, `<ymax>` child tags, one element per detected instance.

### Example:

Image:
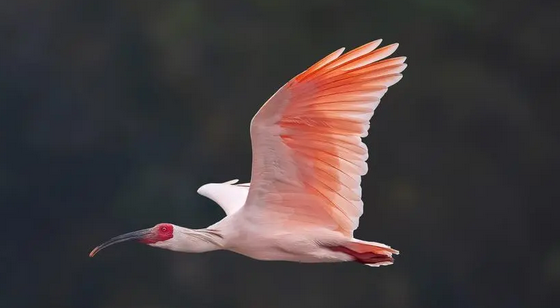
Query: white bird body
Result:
<box><xmin>214</xmin><ymin>211</ymin><xmax>352</xmax><ymax>263</ymax></box>
<box><xmin>91</xmin><ymin>40</ymin><xmax>406</xmax><ymax>267</ymax></box>
<box><xmin>195</xmin><ymin>182</ymin><xmax>365</xmax><ymax>263</ymax></box>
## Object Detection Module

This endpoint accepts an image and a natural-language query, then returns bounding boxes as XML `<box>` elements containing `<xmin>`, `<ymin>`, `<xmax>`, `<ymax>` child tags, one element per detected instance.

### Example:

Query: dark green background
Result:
<box><xmin>2</xmin><ymin>1</ymin><xmax>559</xmax><ymax>307</ymax></box>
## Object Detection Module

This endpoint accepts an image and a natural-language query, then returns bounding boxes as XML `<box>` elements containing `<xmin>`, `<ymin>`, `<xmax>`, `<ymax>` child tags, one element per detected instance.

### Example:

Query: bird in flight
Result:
<box><xmin>90</xmin><ymin>39</ymin><xmax>406</xmax><ymax>267</ymax></box>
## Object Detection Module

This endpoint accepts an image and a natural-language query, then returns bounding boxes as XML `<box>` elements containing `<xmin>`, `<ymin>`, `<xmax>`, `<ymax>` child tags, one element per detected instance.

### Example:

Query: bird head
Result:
<box><xmin>89</xmin><ymin>223</ymin><xmax>175</xmax><ymax>257</ymax></box>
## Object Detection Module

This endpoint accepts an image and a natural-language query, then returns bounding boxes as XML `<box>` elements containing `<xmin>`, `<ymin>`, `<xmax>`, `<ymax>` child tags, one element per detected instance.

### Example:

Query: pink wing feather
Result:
<box><xmin>246</xmin><ymin>40</ymin><xmax>406</xmax><ymax>236</ymax></box>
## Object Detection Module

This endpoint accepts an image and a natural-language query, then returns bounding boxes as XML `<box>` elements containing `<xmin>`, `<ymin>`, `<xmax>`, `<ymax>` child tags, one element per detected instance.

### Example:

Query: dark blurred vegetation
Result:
<box><xmin>1</xmin><ymin>0</ymin><xmax>559</xmax><ymax>307</ymax></box>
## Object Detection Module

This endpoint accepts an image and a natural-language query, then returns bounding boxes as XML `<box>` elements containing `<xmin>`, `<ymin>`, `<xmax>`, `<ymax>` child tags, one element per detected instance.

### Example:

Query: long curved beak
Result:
<box><xmin>89</xmin><ymin>228</ymin><xmax>152</xmax><ymax>257</ymax></box>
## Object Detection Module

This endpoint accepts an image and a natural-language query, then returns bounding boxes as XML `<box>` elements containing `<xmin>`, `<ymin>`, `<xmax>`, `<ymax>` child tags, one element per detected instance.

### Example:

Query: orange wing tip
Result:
<box><xmin>400</xmin><ymin>63</ymin><xmax>408</xmax><ymax>72</ymax></box>
<box><xmin>324</xmin><ymin>40</ymin><xmax>384</xmax><ymax>70</ymax></box>
<box><xmin>296</xmin><ymin>47</ymin><xmax>346</xmax><ymax>82</ymax></box>
<box><xmin>338</xmin><ymin>43</ymin><xmax>400</xmax><ymax>72</ymax></box>
<box><xmin>296</xmin><ymin>39</ymin><xmax>398</xmax><ymax>83</ymax></box>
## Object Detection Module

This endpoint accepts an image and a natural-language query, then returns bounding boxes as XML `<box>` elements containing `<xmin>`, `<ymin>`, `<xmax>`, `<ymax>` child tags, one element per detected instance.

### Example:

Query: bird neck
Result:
<box><xmin>162</xmin><ymin>226</ymin><xmax>224</xmax><ymax>253</ymax></box>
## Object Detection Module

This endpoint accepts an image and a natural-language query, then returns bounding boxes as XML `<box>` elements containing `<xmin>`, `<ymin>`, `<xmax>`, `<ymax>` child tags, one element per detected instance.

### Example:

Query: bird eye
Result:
<box><xmin>161</xmin><ymin>226</ymin><xmax>167</xmax><ymax>232</ymax></box>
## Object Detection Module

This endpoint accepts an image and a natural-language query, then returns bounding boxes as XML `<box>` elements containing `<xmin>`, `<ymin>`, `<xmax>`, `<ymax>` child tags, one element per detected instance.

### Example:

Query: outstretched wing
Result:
<box><xmin>197</xmin><ymin>179</ymin><xmax>250</xmax><ymax>215</ymax></box>
<box><xmin>245</xmin><ymin>40</ymin><xmax>406</xmax><ymax>236</ymax></box>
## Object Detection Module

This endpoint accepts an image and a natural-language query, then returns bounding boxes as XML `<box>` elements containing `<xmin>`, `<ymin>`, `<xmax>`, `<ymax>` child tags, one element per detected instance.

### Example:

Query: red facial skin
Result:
<box><xmin>140</xmin><ymin>223</ymin><xmax>174</xmax><ymax>244</ymax></box>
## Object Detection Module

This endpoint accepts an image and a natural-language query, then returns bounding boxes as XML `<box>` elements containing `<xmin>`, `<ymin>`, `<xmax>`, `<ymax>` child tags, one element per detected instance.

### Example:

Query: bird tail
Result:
<box><xmin>329</xmin><ymin>239</ymin><xmax>399</xmax><ymax>267</ymax></box>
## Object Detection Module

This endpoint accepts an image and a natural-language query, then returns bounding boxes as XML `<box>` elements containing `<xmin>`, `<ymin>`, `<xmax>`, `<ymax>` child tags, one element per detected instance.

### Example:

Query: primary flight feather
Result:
<box><xmin>90</xmin><ymin>40</ymin><xmax>407</xmax><ymax>267</ymax></box>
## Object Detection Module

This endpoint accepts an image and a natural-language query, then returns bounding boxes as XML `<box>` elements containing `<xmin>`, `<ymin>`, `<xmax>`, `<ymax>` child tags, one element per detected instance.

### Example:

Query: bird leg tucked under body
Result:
<box><xmin>327</xmin><ymin>245</ymin><xmax>394</xmax><ymax>266</ymax></box>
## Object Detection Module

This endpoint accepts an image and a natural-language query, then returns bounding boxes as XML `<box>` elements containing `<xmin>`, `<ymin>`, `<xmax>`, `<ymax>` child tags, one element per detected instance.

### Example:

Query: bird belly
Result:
<box><xmin>213</xmin><ymin>209</ymin><xmax>353</xmax><ymax>263</ymax></box>
<box><xmin>224</xmin><ymin>228</ymin><xmax>352</xmax><ymax>263</ymax></box>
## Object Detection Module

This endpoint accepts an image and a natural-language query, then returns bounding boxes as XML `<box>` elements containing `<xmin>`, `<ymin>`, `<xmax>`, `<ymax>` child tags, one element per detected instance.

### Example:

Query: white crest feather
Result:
<box><xmin>197</xmin><ymin>179</ymin><xmax>250</xmax><ymax>215</ymax></box>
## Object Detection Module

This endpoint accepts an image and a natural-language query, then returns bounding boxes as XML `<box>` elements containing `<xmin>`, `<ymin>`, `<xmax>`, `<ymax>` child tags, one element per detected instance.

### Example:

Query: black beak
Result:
<box><xmin>89</xmin><ymin>228</ymin><xmax>152</xmax><ymax>257</ymax></box>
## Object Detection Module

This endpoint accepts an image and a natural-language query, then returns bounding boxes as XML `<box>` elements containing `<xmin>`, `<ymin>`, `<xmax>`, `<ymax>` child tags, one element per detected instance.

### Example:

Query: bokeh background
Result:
<box><xmin>2</xmin><ymin>0</ymin><xmax>559</xmax><ymax>307</ymax></box>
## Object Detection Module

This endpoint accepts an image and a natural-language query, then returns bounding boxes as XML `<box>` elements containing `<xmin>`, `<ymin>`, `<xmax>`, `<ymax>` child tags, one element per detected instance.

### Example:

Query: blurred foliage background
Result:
<box><xmin>1</xmin><ymin>0</ymin><xmax>559</xmax><ymax>307</ymax></box>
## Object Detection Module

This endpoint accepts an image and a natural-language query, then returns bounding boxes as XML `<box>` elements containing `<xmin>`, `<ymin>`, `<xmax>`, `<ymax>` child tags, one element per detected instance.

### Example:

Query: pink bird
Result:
<box><xmin>90</xmin><ymin>39</ymin><xmax>406</xmax><ymax>267</ymax></box>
